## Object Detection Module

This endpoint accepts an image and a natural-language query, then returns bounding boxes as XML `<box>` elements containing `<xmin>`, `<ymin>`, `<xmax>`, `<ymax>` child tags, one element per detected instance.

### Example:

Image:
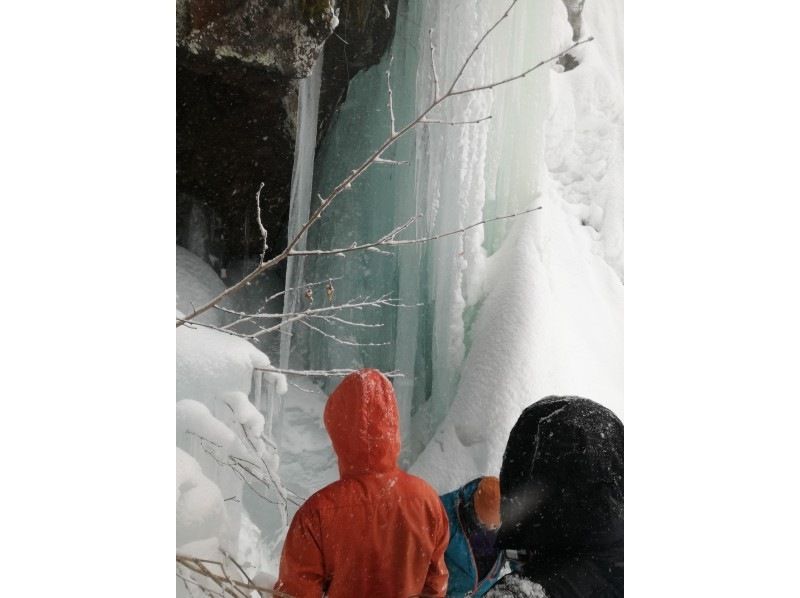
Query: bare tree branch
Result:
<box><xmin>177</xmin><ymin>569</ymin><xmax>226</xmax><ymax>598</ymax></box>
<box><xmin>217</xmin><ymin>295</ymin><xmax>417</xmax><ymax>321</ymax></box>
<box><xmin>177</xmin><ymin>555</ymin><xmax>292</xmax><ymax>598</ymax></box>
<box><xmin>450</xmin><ymin>37</ymin><xmax>595</xmax><ymax>97</ymax></box>
<box><xmin>298</xmin><ymin>319</ymin><xmax>390</xmax><ymax>347</ymax></box>
<box><xmin>178</xmin><ymin>318</ymin><xmax>259</xmax><ymax>340</ymax></box>
<box><xmin>421</xmin><ymin>115</ymin><xmax>492</xmax><ymax>126</ymax></box>
<box><xmin>445</xmin><ymin>0</ymin><xmax>519</xmax><ymax>97</ymax></box>
<box><xmin>222</xmin><ymin>550</ymin><xmax>264</xmax><ymax>598</ymax></box>
<box><xmin>308</xmin><ymin>314</ymin><xmax>384</xmax><ymax>328</ymax></box>
<box><xmin>255</xmin><ymin>366</ymin><xmax>403</xmax><ymax>378</ymax></box>
<box><xmin>289</xmin><ymin>206</ymin><xmax>541</xmax><ymax>257</ymax></box>
<box><xmin>373</xmin><ymin>156</ymin><xmax>409</xmax><ymax>166</ymax></box>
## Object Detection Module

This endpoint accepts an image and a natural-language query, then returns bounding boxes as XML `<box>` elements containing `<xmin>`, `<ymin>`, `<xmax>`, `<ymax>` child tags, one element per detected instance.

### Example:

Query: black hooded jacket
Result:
<box><xmin>494</xmin><ymin>397</ymin><xmax>623</xmax><ymax>598</ymax></box>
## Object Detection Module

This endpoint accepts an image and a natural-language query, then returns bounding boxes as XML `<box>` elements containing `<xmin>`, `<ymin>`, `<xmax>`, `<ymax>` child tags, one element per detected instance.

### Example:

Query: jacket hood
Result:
<box><xmin>323</xmin><ymin>369</ymin><xmax>401</xmax><ymax>477</ymax></box>
<box><xmin>496</xmin><ymin>396</ymin><xmax>624</xmax><ymax>555</ymax></box>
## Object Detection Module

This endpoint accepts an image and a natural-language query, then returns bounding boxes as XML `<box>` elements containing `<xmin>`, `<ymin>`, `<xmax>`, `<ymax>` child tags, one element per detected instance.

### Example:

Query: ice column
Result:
<box><xmin>280</xmin><ymin>50</ymin><xmax>324</xmax><ymax>371</ymax></box>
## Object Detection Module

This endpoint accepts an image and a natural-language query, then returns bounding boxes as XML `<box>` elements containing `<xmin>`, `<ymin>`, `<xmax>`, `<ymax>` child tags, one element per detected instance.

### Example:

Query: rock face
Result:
<box><xmin>177</xmin><ymin>0</ymin><xmax>398</xmax><ymax>274</ymax></box>
<box><xmin>557</xmin><ymin>0</ymin><xmax>587</xmax><ymax>72</ymax></box>
<box><xmin>178</xmin><ymin>0</ymin><xmax>338</xmax><ymax>78</ymax></box>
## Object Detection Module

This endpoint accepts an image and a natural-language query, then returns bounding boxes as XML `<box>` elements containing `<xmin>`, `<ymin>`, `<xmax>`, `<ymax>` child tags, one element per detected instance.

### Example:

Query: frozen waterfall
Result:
<box><xmin>279</xmin><ymin>0</ymin><xmax>623</xmax><ymax>491</ymax></box>
<box><xmin>280</xmin><ymin>49</ymin><xmax>324</xmax><ymax>371</ymax></box>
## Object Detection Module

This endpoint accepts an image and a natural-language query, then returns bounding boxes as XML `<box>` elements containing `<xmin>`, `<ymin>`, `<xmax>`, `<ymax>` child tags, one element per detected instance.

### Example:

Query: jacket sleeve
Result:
<box><xmin>274</xmin><ymin>505</ymin><xmax>326</xmax><ymax>598</ymax></box>
<box><xmin>422</xmin><ymin>498</ymin><xmax>451</xmax><ymax>597</ymax></box>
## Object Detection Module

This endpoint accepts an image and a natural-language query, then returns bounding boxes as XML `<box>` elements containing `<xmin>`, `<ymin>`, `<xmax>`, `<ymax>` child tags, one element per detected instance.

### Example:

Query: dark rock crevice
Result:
<box><xmin>176</xmin><ymin>0</ymin><xmax>398</xmax><ymax>277</ymax></box>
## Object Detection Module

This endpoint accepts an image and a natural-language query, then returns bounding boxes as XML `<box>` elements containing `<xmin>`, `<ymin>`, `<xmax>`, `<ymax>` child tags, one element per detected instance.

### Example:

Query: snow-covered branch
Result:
<box><xmin>255</xmin><ymin>366</ymin><xmax>403</xmax><ymax>378</ymax></box>
<box><xmin>450</xmin><ymin>36</ymin><xmax>594</xmax><ymax>97</ymax></box>
<box><xmin>288</xmin><ymin>206</ymin><xmax>541</xmax><ymax>258</ymax></box>
<box><xmin>444</xmin><ymin>0</ymin><xmax>519</xmax><ymax>97</ymax></box>
<box><xmin>255</xmin><ymin>182</ymin><xmax>268</xmax><ymax>264</ymax></box>
<box><xmin>216</xmin><ymin>294</ymin><xmax>416</xmax><ymax>322</ymax></box>
<box><xmin>420</xmin><ymin>115</ymin><xmax>492</xmax><ymax>126</ymax></box>
<box><xmin>181</xmin><ymin>294</ymin><xmax>416</xmax><ymax>356</ymax></box>
<box><xmin>298</xmin><ymin>319</ymin><xmax>390</xmax><ymax>347</ymax></box>
<box><xmin>429</xmin><ymin>28</ymin><xmax>439</xmax><ymax>100</ymax></box>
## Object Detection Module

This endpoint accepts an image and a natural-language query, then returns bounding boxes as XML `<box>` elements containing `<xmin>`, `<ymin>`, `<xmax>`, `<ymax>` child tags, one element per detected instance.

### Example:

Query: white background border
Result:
<box><xmin>1</xmin><ymin>0</ymin><xmax>798</xmax><ymax>595</ymax></box>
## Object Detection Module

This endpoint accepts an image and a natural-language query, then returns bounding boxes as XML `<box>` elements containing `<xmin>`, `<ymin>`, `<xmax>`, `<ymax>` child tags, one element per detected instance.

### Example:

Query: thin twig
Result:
<box><xmin>308</xmin><ymin>314</ymin><xmax>384</xmax><ymax>328</ymax></box>
<box><xmin>450</xmin><ymin>37</ymin><xmax>595</xmax><ymax>97</ymax></box>
<box><xmin>421</xmin><ymin>115</ymin><xmax>492</xmax><ymax>126</ymax></box>
<box><xmin>218</xmin><ymin>558</ymin><xmax>250</xmax><ymax>598</ymax></box>
<box><xmin>177</xmin><ymin>570</ymin><xmax>225</xmax><ymax>598</ymax></box>
<box><xmin>298</xmin><ymin>319</ymin><xmax>390</xmax><ymax>347</ymax></box>
<box><xmin>217</xmin><ymin>295</ymin><xmax>413</xmax><ymax>321</ymax></box>
<box><xmin>429</xmin><ymin>28</ymin><xmax>439</xmax><ymax>100</ymax></box>
<box><xmin>290</xmin><ymin>206</ymin><xmax>541</xmax><ymax>257</ymax></box>
<box><xmin>176</xmin><ymin>556</ymin><xmax>292</xmax><ymax>597</ymax></box>
<box><xmin>255</xmin><ymin>182</ymin><xmax>269</xmax><ymax>264</ymax></box>
<box><xmin>373</xmin><ymin>157</ymin><xmax>409</xmax><ymax>166</ymax></box>
<box><xmin>255</xmin><ymin>366</ymin><xmax>404</xmax><ymax>378</ymax></box>
<box><xmin>445</xmin><ymin>0</ymin><xmax>519</xmax><ymax>97</ymax></box>
<box><xmin>222</xmin><ymin>551</ymin><xmax>264</xmax><ymax>598</ymax></box>
<box><xmin>386</xmin><ymin>55</ymin><xmax>396</xmax><ymax>136</ymax></box>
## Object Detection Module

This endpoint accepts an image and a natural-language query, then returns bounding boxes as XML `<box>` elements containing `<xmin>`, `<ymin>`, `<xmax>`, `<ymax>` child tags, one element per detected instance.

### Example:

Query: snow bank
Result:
<box><xmin>412</xmin><ymin>189</ymin><xmax>623</xmax><ymax>492</ymax></box>
<box><xmin>546</xmin><ymin>0</ymin><xmax>624</xmax><ymax>280</ymax></box>
<box><xmin>176</xmin><ymin>245</ymin><xmax>228</xmax><ymax>326</ymax></box>
<box><xmin>176</xmin><ymin>447</ymin><xmax>227</xmax><ymax>548</ymax></box>
<box><xmin>177</xmin><ymin>399</ymin><xmax>241</xmax><ymax>457</ymax></box>
<box><xmin>177</xmin><ymin>246</ymin><xmax>288</xmax><ymax>574</ymax></box>
<box><xmin>177</xmin><ymin>323</ymin><xmax>285</xmax><ymax>406</ymax></box>
<box><xmin>410</xmin><ymin>0</ymin><xmax>623</xmax><ymax>492</ymax></box>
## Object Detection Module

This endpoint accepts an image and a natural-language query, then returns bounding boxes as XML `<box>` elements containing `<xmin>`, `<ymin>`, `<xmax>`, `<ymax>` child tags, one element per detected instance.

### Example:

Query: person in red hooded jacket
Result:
<box><xmin>275</xmin><ymin>369</ymin><xmax>450</xmax><ymax>598</ymax></box>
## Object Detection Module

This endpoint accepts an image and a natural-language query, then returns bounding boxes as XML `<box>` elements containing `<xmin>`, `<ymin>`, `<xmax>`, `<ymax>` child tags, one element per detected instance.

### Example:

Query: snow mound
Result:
<box><xmin>176</xmin><ymin>286</ymin><xmax>287</xmax><ymax>570</ymax></box>
<box><xmin>412</xmin><ymin>192</ymin><xmax>622</xmax><ymax>492</ymax></box>
<box><xmin>177</xmin><ymin>399</ymin><xmax>242</xmax><ymax>458</ymax></box>
<box><xmin>177</xmin><ymin>323</ymin><xmax>286</xmax><ymax>406</ymax></box>
<box><xmin>545</xmin><ymin>0</ymin><xmax>623</xmax><ymax>279</ymax></box>
<box><xmin>177</xmin><ymin>448</ymin><xmax>226</xmax><ymax>548</ymax></box>
<box><xmin>176</xmin><ymin>245</ymin><xmax>227</xmax><ymax>326</ymax></box>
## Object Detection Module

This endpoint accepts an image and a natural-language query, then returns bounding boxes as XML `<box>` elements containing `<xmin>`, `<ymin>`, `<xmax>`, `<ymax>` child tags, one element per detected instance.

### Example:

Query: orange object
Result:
<box><xmin>474</xmin><ymin>476</ymin><xmax>501</xmax><ymax>530</ymax></box>
<box><xmin>275</xmin><ymin>369</ymin><xmax>450</xmax><ymax>598</ymax></box>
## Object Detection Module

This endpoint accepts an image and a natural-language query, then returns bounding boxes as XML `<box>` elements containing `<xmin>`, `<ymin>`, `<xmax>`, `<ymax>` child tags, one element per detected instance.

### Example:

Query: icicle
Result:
<box><xmin>279</xmin><ymin>49</ymin><xmax>324</xmax><ymax>371</ymax></box>
<box><xmin>251</xmin><ymin>369</ymin><xmax>263</xmax><ymax>412</ymax></box>
<box><xmin>263</xmin><ymin>373</ymin><xmax>275</xmax><ymax>443</ymax></box>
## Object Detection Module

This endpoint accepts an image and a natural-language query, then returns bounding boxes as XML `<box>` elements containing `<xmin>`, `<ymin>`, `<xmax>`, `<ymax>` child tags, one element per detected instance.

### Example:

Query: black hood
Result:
<box><xmin>496</xmin><ymin>396</ymin><xmax>624</xmax><ymax>556</ymax></box>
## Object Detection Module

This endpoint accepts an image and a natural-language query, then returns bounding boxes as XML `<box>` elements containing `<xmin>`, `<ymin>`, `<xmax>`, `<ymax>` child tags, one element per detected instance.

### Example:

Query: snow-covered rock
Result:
<box><xmin>176</xmin><ymin>447</ymin><xmax>226</xmax><ymax>548</ymax></box>
<box><xmin>177</xmin><ymin>246</ymin><xmax>288</xmax><ymax>580</ymax></box>
<box><xmin>176</xmin><ymin>245</ymin><xmax>227</xmax><ymax>326</ymax></box>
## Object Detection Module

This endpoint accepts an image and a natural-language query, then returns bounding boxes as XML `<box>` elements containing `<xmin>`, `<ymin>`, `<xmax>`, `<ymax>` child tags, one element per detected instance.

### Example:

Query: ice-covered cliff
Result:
<box><xmin>280</xmin><ymin>0</ymin><xmax>623</xmax><ymax>492</ymax></box>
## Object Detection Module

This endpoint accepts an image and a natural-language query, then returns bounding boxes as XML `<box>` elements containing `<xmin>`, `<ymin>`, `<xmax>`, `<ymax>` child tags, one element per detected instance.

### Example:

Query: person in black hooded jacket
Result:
<box><xmin>488</xmin><ymin>396</ymin><xmax>623</xmax><ymax>598</ymax></box>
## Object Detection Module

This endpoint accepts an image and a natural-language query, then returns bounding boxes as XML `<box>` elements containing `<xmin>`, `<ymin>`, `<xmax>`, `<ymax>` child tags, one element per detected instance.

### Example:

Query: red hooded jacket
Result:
<box><xmin>275</xmin><ymin>369</ymin><xmax>449</xmax><ymax>597</ymax></box>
